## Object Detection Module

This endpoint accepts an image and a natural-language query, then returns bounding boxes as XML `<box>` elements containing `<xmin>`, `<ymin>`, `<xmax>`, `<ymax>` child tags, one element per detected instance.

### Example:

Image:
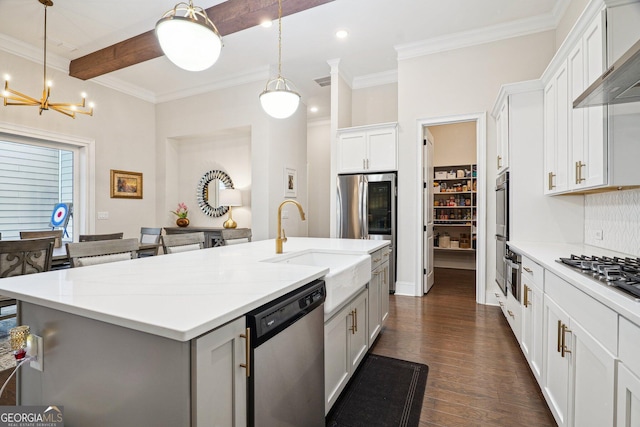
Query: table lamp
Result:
<box><xmin>219</xmin><ymin>189</ymin><xmax>242</xmax><ymax>229</ymax></box>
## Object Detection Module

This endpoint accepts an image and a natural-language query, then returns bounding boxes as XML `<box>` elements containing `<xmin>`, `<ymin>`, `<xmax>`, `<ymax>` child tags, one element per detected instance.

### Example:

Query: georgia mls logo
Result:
<box><xmin>0</xmin><ymin>405</ymin><xmax>64</xmax><ymax>426</ymax></box>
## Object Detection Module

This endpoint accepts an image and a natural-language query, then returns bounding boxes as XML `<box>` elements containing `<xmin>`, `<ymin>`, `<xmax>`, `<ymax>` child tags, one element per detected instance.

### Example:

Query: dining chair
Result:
<box><xmin>0</xmin><ymin>237</ymin><xmax>55</xmax><ymax>320</ymax></box>
<box><xmin>161</xmin><ymin>232</ymin><xmax>205</xmax><ymax>254</ymax></box>
<box><xmin>220</xmin><ymin>228</ymin><xmax>252</xmax><ymax>246</ymax></box>
<box><xmin>20</xmin><ymin>229</ymin><xmax>64</xmax><ymax>248</ymax></box>
<box><xmin>138</xmin><ymin>227</ymin><xmax>162</xmax><ymax>257</ymax></box>
<box><xmin>66</xmin><ymin>238</ymin><xmax>139</xmax><ymax>268</ymax></box>
<box><xmin>78</xmin><ymin>232</ymin><xmax>124</xmax><ymax>242</ymax></box>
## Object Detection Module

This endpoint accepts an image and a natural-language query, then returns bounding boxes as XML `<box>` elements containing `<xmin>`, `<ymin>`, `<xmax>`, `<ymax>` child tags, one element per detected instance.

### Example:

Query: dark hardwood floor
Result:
<box><xmin>371</xmin><ymin>268</ymin><xmax>556</xmax><ymax>427</ymax></box>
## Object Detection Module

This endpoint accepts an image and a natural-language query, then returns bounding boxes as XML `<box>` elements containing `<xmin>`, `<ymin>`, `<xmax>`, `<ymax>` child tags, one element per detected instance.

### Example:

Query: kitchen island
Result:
<box><xmin>0</xmin><ymin>237</ymin><xmax>389</xmax><ymax>426</ymax></box>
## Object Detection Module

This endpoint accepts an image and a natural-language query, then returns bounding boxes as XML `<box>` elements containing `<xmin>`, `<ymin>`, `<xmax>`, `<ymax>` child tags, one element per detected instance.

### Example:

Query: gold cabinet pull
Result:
<box><xmin>576</xmin><ymin>161</ymin><xmax>586</xmax><ymax>184</ymax></box>
<box><xmin>557</xmin><ymin>320</ymin><xmax>562</xmax><ymax>353</ymax></box>
<box><xmin>498</xmin><ymin>301</ymin><xmax>505</xmax><ymax>307</ymax></box>
<box><xmin>349</xmin><ymin>310</ymin><xmax>356</xmax><ymax>334</ymax></box>
<box><xmin>523</xmin><ymin>267</ymin><xmax>533</xmax><ymax>273</ymax></box>
<box><xmin>523</xmin><ymin>284</ymin><xmax>530</xmax><ymax>308</ymax></box>
<box><xmin>239</xmin><ymin>327</ymin><xmax>250</xmax><ymax>377</ymax></box>
<box><xmin>548</xmin><ymin>172</ymin><xmax>556</xmax><ymax>190</ymax></box>
<box><xmin>353</xmin><ymin>308</ymin><xmax>358</xmax><ymax>332</ymax></box>
<box><xmin>497</xmin><ymin>155</ymin><xmax>502</xmax><ymax>170</ymax></box>
<box><xmin>507</xmin><ymin>310</ymin><xmax>515</xmax><ymax>318</ymax></box>
<box><xmin>561</xmin><ymin>323</ymin><xmax>572</xmax><ymax>357</ymax></box>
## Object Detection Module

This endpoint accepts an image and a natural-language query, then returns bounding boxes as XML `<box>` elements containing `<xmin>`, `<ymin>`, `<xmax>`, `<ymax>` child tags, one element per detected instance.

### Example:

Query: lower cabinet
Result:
<box><xmin>324</xmin><ymin>289</ymin><xmax>368</xmax><ymax>414</ymax></box>
<box><xmin>616</xmin><ymin>363</ymin><xmax>640</xmax><ymax>427</ymax></box>
<box><xmin>521</xmin><ymin>275</ymin><xmax>544</xmax><ymax>383</ymax></box>
<box><xmin>543</xmin><ymin>293</ymin><xmax>616</xmax><ymax>427</ymax></box>
<box><xmin>192</xmin><ymin>317</ymin><xmax>247</xmax><ymax>427</ymax></box>
<box><xmin>368</xmin><ymin>247</ymin><xmax>390</xmax><ymax>344</ymax></box>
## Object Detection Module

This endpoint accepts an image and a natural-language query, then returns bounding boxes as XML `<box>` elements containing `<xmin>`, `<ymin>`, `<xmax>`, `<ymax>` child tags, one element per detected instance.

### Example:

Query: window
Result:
<box><xmin>0</xmin><ymin>140</ymin><xmax>74</xmax><ymax>240</ymax></box>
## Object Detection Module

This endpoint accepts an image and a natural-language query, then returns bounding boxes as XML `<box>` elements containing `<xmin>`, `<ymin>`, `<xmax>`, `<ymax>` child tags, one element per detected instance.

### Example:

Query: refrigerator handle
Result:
<box><xmin>361</xmin><ymin>175</ymin><xmax>368</xmax><ymax>239</ymax></box>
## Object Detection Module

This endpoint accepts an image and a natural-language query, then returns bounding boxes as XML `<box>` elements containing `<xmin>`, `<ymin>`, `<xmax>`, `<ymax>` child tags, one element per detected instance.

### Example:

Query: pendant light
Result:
<box><xmin>156</xmin><ymin>1</ymin><xmax>223</xmax><ymax>72</ymax></box>
<box><xmin>1</xmin><ymin>0</ymin><xmax>93</xmax><ymax>118</ymax></box>
<box><xmin>259</xmin><ymin>0</ymin><xmax>300</xmax><ymax>119</ymax></box>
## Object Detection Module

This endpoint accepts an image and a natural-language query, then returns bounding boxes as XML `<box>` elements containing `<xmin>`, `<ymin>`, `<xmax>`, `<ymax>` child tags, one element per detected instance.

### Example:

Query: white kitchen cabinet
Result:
<box><xmin>505</xmin><ymin>290</ymin><xmax>521</xmax><ymax>343</ymax></box>
<box><xmin>368</xmin><ymin>247</ymin><xmax>390</xmax><ymax>345</ymax></box>
<box><xmin>193</xmin><ymin>316</ymin><xmax>247</xmax><ymax>427</ymax></box>
<box><xmin>495</xmin><ymin>96</ymin><xmax>509</xmax><ymax>173</ymax></box>
<box><xmin>542</xmin><ymin>272</ymin><xmax>617</xmax><ymax>427</ymax></box>
<box><xmin>568</xmin><ymin>13</ymin><xmax>606</xmax><ymax>191</ymax></box>
<box><xmin>617</xmin><ymin>317</ymin><xmax>640</xmax><ymax>427</ymax></box>
<box><xmin>337</xmin><ymin>123</ymin><xmax>398</xmax><ymax>173</ymax></box>
<box><xmin>520</xmin><ymin>256</ymin><xmax>544</xmax><ymax>384</ymax></box>
<box><xmin>324</xmin><ymin>288</ymin><xmax>368</xmax><ymax>414</ymax></box>
<box><xmin>544</xmin><ymin>61</ymin><xmax>570</xmax><ymax>194</ymax></box>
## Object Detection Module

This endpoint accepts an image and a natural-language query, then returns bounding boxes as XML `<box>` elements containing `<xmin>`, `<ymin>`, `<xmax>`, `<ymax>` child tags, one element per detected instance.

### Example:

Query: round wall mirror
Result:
<box><xmin>196</xmin><ymin>170</ymin><xmax>234</xmax><ymax>217</ymax></box>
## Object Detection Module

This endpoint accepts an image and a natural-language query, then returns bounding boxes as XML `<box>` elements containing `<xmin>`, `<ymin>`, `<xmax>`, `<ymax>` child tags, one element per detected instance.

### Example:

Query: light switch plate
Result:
<box><xmin>97</xmin><ymin>211</ymin><xmax>109</xmax><ymax>220</ymax></box>
<box><xmin>594</xmin><ymin>230</ymin><xmax>603</xmax><ymax>240</ymax></box>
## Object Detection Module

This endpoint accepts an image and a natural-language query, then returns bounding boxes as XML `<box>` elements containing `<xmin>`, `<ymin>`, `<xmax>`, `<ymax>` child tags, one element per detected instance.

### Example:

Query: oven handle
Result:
<box><xmin>503</xmin><ymin>257</ymin><xmax>521</xmax><ymax>270</ymax></box>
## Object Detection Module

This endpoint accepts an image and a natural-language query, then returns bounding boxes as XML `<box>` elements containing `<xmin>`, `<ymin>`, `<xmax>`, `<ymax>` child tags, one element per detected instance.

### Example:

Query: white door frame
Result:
<box><xmin>416</xmin><ymin>113</ymin><xmax>487</xmax><ymax>304</ymax></box>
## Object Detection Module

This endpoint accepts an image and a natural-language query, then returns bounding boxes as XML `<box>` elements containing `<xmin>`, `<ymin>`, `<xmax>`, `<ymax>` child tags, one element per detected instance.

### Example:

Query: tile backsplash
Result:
<box><xmin>584</xmin><ymin>188</ymin><xmax>640</xmax><ymax>256</ymax></box>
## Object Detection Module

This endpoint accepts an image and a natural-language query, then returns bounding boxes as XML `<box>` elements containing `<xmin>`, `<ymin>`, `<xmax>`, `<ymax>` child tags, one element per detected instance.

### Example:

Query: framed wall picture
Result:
<box><xmin>284</xmin><ymin>167</ymin><xmax>297</xmax><ymax>198</ymax></box>
<box><xmin>110</xmin><ymin>169</ymin><xmax>143</xmax><ymax>199</ymax></box>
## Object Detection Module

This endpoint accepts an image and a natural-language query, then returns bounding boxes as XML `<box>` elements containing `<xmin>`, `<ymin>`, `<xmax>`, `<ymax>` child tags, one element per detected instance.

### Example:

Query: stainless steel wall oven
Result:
<box><xmin>495</xmin><ymin>171</ymin><xmax>509</xmax><ymax>295</ymax></box>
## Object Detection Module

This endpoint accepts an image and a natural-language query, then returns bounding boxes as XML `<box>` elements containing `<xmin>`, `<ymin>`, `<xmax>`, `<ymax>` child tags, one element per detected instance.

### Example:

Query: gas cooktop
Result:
<box><xmin>557</xmin><ymin>254</ymin><xmax>640</xmax><ymax>301</ymax></box>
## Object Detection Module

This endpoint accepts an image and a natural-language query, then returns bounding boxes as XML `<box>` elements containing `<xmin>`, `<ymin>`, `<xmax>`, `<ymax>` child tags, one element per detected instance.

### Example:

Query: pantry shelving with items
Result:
<box><xmin>433</xmin><ymin>164</ymin><xmax>477</xmax><ymax>252</ymax></box>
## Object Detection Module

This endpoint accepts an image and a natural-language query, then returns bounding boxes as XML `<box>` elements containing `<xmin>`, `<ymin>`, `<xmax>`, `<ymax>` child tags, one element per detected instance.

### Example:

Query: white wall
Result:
<box><xmin>556</xmin><ymin>0</ymin><xmax>591</xmax><ymax>50</ymax></box>
<box><xmin>307</xmin><ymin>120</ymin><xmax>331</xmax><ymax>237</ymax></box>
<box><xmin>351</xmin><ymin>83</ymin><xmax>398</xmax><ymax>127</ymax></box>
<box><xmin>155</xmin><ymin>80</ymin><xmax>308</xmax><ymax>241</ymax></box>
<box><xmin>397</xmin><ymin>30</ymin><xmax>557</xmax><ymax>297</ymax></box>
<box><xmin>174</xmin><ymin>130</ymin><xmax>252</xmax><ymax>229</ymax></box>
<box><xmin>585</xmin><ymin>189</ymin><xmax>640</xmax><ymax>255</ymax></box>
<box><xmin>430</xmin><ymin>121</ymin><xmax>477</xmax><ymax>166</ymax></box>
<box><xmin>0</xmin><ymin>50</ymin><xmax>156</xmax><ymax>240</ymax></box>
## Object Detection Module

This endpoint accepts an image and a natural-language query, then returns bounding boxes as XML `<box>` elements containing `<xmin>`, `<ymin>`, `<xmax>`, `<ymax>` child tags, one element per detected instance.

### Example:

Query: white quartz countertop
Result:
<box><xmin>508</xmin><ymin>240</ymin><xmax>640</xmax><ymax>326</ymax></box>
<box><xmin>0</xmin><ymin>237</ymin><xmax>389</xmax><ymax>341</ymax></box>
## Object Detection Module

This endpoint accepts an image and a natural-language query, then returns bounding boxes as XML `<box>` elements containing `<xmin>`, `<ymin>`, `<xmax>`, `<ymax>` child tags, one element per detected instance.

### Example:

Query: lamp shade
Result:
<box><xmin>260</xmin><ymin>77</ymin><xmax>301</xmax><ymax>119</ymax></box>
<box><xmin>219</xmin><ymin>189</ymin><xmax>242</xmax><ymax>207</ymax></box>
<box><xmin>156</xmin><ymin>16</ymin><xmax>222</xmax><ymax>71</ymax></box>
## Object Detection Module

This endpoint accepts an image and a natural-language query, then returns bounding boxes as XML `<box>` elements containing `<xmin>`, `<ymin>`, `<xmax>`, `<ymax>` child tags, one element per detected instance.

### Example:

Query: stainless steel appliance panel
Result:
<box><xmin>505</xmin><ymin>247</ymin><xmax>521</xmax><ymax>302</ymax></box>
<box><xmin>496</xmin><ymin>235</ymin><xmax>507</xmax><ymax>295</ymax></box>
<box><xmin>495</xmin><ymin>171</ymin><xmax>509</xmax><ymax>295</ymax></box>
<box><xmin>337</xmin><ymin>173</ymin><xmax>397</xmax><ymax>291</ymax></box>
<box><xmin>247</xmin><ymin>280</ymin><xmax>326</xmax><ymax>427</ymax></box>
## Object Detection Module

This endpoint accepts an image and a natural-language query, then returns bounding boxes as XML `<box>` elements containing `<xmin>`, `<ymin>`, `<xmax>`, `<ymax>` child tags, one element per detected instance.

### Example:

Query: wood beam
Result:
<box><xmin>69</xmin><ymin>0</ymin><xmax>334</xmax><ymax>80</ymax></box>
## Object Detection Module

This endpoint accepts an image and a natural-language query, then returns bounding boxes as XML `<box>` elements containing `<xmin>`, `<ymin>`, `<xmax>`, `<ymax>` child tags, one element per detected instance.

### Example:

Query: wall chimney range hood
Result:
<box><xmin>574</xmin><ymin>38</ymin><xmax>640</xmax><ymax>108</ymax></box>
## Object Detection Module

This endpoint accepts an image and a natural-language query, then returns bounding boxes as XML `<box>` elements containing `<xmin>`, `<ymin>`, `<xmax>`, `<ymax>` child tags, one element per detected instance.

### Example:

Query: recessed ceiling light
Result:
<box><xmin>261</xmin><ymin>19</ymin><xmax>273</xmax><ymax>28</ymax></box>
<box><xmin>336</xmin><ymin>30</ymin><xmax>348</xmax><ymax>39</ymax></box>
<box><xmin>310</xmin><ymin>106</ymin><xmax>319</xmax><ymax>113</ymax></box>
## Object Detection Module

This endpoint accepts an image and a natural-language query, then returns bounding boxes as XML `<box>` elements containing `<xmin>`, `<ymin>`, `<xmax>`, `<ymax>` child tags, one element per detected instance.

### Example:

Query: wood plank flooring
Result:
<box><xmin>371</xmin><ymin>268</ymin><xmax>556</xmax><ymax>427</ymax></box>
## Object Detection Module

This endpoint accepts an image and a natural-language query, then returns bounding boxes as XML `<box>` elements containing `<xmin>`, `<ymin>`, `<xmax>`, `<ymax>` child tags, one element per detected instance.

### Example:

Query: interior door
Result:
<box><xmin>423</xmin><ymin>128</ymin><xmax>434</xmax><ymax>294</ymax></box>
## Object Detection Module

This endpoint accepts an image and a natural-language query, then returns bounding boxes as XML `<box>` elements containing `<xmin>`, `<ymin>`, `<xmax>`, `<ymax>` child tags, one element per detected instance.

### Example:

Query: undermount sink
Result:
<box><xmin>263</xmin><ymin>250</ymin><xmax>372</xmax><ymax>314</ymax></box>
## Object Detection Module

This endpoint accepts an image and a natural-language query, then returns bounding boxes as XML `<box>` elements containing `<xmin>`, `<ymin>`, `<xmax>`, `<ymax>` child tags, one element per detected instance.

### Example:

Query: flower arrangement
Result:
<box><xmin>171</xmin><ymin>202</ymin><xmax>189</xmax><ymax>219</ymax></box>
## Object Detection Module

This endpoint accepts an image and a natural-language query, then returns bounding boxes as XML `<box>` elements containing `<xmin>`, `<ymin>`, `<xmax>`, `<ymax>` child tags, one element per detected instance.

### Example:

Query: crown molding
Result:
<box><xmin>0</xmin><ymin>34</ymin><xmax>68</xmax><ymax>74</ymax></box>
<box><xmin>396</xmin><ymin>12</ymin><xmax>557</xmax><ymax>61</ymax></box>
<box><xmin>352</xmin><ymin>70</ymin><xmax>397</xmax><ymax>89</ymax></box>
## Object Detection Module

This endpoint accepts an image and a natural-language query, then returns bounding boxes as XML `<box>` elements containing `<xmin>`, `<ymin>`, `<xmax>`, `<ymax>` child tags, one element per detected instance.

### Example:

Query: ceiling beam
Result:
<box><xmin>69</xmin><ymin>0</ymin><xmax>334</xmax><ymax>81</ymax></box>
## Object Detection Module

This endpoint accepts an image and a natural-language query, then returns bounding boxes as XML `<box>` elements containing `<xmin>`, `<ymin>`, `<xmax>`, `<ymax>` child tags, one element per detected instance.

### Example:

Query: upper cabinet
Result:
<box><xmin>337</xmin><ymin>123</ymin><xmax>398</xmax><ymax>174</ymax></box>
<box><xmin>542</xmin><ymin>1</ymin><xmax>640</xmax><ymax>195</ymax></box>
<box><xmin>495</xmin><ymin>98</ymin><xmax>510</xmax><ymax>174</ymax></box>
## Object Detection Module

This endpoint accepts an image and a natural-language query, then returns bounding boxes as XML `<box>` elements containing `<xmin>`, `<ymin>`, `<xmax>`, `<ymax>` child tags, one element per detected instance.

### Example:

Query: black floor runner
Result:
<box><xmin>326</xmin><ymin>354</ymin><xmax>428</xmax><ymax>427</ymax></box>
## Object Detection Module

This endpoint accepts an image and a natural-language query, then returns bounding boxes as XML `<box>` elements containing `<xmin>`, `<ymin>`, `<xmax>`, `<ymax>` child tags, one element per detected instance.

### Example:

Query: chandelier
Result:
<box><xmin>259</xmin><ymin>0</ymin><xmax>300</xmax><ymax>119</ymax></box>
<box><xmin>156</xmin><ymin>1</ymin><xmax>223</xmax><ymax>72</ymax></box>
<box><xmin>2</xmin><ymin>0</ymin><xmax>93</xmax><ymax>118</ymax></box>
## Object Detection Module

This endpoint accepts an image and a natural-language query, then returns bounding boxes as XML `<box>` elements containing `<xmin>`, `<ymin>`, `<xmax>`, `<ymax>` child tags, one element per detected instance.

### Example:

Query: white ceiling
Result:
<box><xmin>0</xmin><ymin>0</ymin><xmax>567</xmax><ymax>117</ymax></box>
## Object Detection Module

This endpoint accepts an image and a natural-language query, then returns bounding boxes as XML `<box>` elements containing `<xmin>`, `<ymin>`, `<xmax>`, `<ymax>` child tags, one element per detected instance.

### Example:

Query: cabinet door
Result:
<box><xmin>338</xmin><ymin>131</ymin><xmax>367</xmax><ymax>173</ymax></box>
<box><xmin>569</xmin><ymin>42</ymin><xmax>586</xmax><ymax>191</ymax></box>
<box><xmin>367</xmin><ymin>127</ymin><xmax>397</xmax><ymax>172</ymax></box>
<box><xmin>324</xmin><ymin>305</ymin><xmax>351</xmax><ymax>413</ymax></box>
<box><xmin>496</xmin><ymin>98</ymin><xmax>509</xmax><ymax>173</ymax></box>
<box><xmin>617</xmin><ymin>363</ymin><xmax>640</xmax><ymax>427</ymax></box>
<box><xmin>543</xmin><ymin>295</ymin><xmax>571</xmax><ymax>427</ymax></box>
<box><xmin>544</xmin><ymin>63</ymin><xmax>570</xmax><ymax>194</ymax></box>
<box><xmin>380</xmin><ymin>260</ymin><xmax>390</xmax><ymax>323</ymax></box>
<box><xmin>349</xmin><ymin>290</ymin><xmax>368</xmax><ymax>372</ymax></box>
<box><xmin>529</xmin><ymin>283</ymin><xmax>544</xmax><ymax>383</ymax></box>
<box><xmin>569</xmin><ymin>319</ymin><xmax>615</xmax><ymax>427</ymax></box>
<box><xmin>368</xmin><ymin>267</ymin><xmax>381</xmax><ymax>344</ymax></box>
<box><xmin>193</xmin><ymin>317</ymin><xmax>247</xmax><ymax>427</ymax></box>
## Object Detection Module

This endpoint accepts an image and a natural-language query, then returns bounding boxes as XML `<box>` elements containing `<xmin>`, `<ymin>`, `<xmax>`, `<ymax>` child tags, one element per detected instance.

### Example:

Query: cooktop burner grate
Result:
<box><xmin>557</xmin><ymin>254</ymin><xmax>640</xmax><ymax>301</ymax></box>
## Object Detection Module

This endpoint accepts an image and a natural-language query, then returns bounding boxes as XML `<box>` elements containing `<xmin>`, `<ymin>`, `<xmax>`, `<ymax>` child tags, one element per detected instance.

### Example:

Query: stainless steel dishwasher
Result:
<box><xmin>246</xmin><ymin>279</ymin><xmax>326</xmax><ymax>427</ymax></box>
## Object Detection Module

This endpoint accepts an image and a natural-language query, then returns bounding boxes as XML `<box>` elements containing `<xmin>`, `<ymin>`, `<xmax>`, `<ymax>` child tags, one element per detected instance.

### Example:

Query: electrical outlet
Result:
<box><xmin>27</xmin><ymin>333</ymin><xmax>43</xmax><ymax>371</ymax></box>
<box><xmin>594</xmin><ymin>230</ymin><xmax>603</xmax><ymax>240</ymax></box>
<box><xmin>97</xmin><ymin>211</ymin><xmax>109</xmax><ymax>220</ymax></box>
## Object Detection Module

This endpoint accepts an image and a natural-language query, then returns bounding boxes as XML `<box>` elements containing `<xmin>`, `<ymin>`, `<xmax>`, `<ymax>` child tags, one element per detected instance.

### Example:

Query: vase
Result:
<box><xmin>176</xmin><ymin>217</ymin><xmax>189</xmax><ymax>227</ymax></box>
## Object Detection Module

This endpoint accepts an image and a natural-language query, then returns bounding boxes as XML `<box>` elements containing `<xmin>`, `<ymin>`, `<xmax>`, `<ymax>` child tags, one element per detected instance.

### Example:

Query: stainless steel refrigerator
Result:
<box><xmin>337</xmin><ymin>172</ymin><xmax>397</xmax><ymax>292</ymax></box>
